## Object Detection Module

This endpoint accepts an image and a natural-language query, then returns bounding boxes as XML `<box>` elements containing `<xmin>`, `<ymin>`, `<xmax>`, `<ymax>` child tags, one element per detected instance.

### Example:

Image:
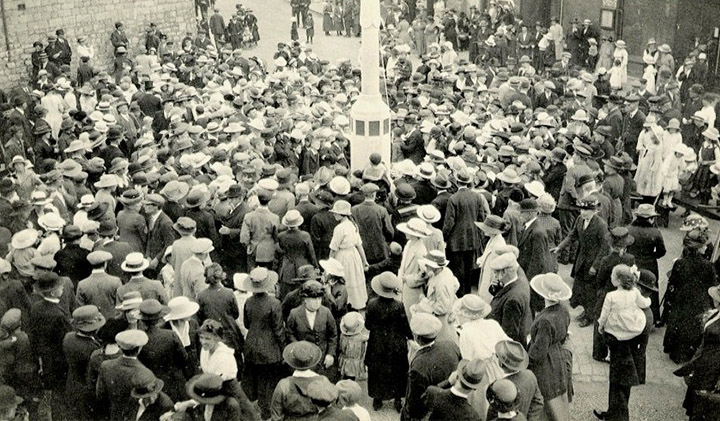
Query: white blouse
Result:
<box><xmin>200</xmin><ymin>342</ymin><xmax>237</xmax><ymax>381</ymax></box>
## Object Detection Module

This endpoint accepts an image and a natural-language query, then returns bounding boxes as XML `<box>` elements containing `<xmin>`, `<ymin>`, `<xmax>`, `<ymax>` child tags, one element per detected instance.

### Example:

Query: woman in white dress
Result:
<box><xmin>634</xmin><ymin>115</ymin><xmax>666</xmax><ymax>198</ymax></box>
<box><xmin>454</xmin><ymin>294</ymin><xmax>509</xmax><ymax>361</ymax></box>
<box><xmin>40</xmin><ymin>86</ymin><xmax>68</xmax><ymax>139</ymax></box>
<box><xmin>397</xmin><ymin>217</ymin><xmax>430</xmax><ymax>321</ymax></box>
<box><xmin>613</xmin><ymin>40</ymin><xmax>629</xmax><ymax>86</ymax></box>
<box><xmin>329</xmin><ymin>200</ymin><xmax>369</xmax><ymax>311</ymax></box>
<box><xmin>416</xmin><ymin>205</ymin><xmax>446</xmax><ymax>253</ymax></box>
<box><xmin>475</xmin><ymin>215</ymin><xmax>508</xmax><ymax>303</ymax></box>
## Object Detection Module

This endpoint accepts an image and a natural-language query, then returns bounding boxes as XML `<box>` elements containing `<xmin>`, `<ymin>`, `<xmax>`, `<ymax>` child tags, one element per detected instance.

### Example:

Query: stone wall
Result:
<box><xmin>0</xmin><ymin>0</ymin><xmax>197</xmax><ymax>87</ymax></box>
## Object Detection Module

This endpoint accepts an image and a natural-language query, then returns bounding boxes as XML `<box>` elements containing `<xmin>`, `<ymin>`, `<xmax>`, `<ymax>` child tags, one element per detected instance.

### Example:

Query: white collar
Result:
<box><xmin>504</xmin><ymin>277</ymin><xmax>518</xmax><ymax>287</ymax></box>
<box><xmin>524</xmin><ymin>217</ymin><xmax>537</xmax><ymax>230</ymax></box>
<box><xmin>43</xmin><ymin>296</ymin><xmax>60</xmax><ymax>304</ymax></box>
<box><xmin>293</xmin><ymin>369</ymin><xmax>319</xmax><ymax>378</ymax></box>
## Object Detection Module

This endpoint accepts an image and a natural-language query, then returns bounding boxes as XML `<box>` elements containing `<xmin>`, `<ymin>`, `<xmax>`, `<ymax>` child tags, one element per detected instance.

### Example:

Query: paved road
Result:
<box><xmin>217</xmin><ymin>0</ymin><xmax>362</xmax><ymax>66</ymax></box>
<box><xmin>214</xmin><ymin>0</ymin><xmax>700</xmax><ymax>418</ymax></box>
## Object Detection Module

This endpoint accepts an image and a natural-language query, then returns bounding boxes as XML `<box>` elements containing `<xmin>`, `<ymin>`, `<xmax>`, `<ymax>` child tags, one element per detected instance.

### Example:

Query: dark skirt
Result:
<box><xmin>367</xmin><ymin>359</ymin><xmax>408</xmax><ymax>400</ymax></box>
<box><xmin>690</xmin><ymin>164</ymin><xmax>715</xmax><ymax>196</ymax></box>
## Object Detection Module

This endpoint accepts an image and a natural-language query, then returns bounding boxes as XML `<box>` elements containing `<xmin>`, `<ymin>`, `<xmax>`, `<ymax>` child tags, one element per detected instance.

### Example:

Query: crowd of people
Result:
<box><xmin>0</xmin><ymin>0</ymin><xmax>720</xmax><ymax>420</ymax></box>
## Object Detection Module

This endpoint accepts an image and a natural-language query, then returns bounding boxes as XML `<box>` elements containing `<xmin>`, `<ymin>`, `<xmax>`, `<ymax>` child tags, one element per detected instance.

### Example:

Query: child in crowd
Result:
<box><xmin>336</xmin><ymin>380</ymin><xmax>371</xmax><ymax>421</ymax></box>
<box><xmin>338</xmin><ymin>312</ymin><xmax>369</xmax><ymax>381</ymax></box>
<box><xmin>608</xmin><ymin>58</ymin><xmax>624</xmax><ymax>90</ymax></box>
<box><xmin>291</xmin><ymin>17</ymin><xmax>299</xmax><ymax>41</ymax></box>
<box><xmin>598</xmin><ymin>264</ymin><xmax>651</xmax><ymax>341</ymax></box>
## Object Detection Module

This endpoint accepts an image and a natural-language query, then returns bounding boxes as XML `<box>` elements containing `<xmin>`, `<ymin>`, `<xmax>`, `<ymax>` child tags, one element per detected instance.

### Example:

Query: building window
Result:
<box><xmin>356</xmin><ymin>120</ymin><xmax>365</xmax><ymax>135</ymax></box>
<box><xmin>369</xmin><ymin>121</ymin><xmax>380</xmax><ymax>136</ymax></box>
<box><xmin>383</xmin><ymin>119</ymin><xmax>390</xmax><ymax>134</ymax></box>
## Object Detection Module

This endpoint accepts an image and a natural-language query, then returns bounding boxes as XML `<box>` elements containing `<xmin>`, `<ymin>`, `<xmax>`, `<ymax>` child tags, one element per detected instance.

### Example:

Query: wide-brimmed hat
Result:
<box><xmin>703</xmin><ymin>127</ymin><xmax>720</xmax><ymax>141</ymax></box>
<box><xmin>121</xmin><ymin>252</ymin><xmax>149</xmax><ymax>273</ymax></box>
<box><xmin>11</xmin><ymin>228</ymin><xmax>38</xmax><ymax>249</ymax></box>
<box><xmin>329</xmin><ymin>177</ymin><xmax>351</xmax><ymax>195</ymax></box>
<box><xmin>164</xmin><ymin>296</ymin><xmax>200</xmax><ymax>321</ymax></box>
<box><xmin>116</xmin><ymin>291</ymin><xmax>143</xmax><ymax>311</ymax></box>
<box><xmin>633</xmin><ymin>203</ymin><xmax>658</xmax><ymax>219</ymax></box>
<box><xmin>397</xmin><ymin>217</ymin><xmax>429</xmax><ymax>238</ymax></box>
<box><xmin>86</xmin><ymin>201</ymin><xmax>109</xmax><ymax>221</ymax></box>
<box><xmin>282</xmin><ymin>209</ymin><xmax>304</xmax><ymax>228</ymax></box>
<box><xmin>186</xmin><ymin>374</ymin><xmax>228</xmax><ymax>405</ymax></box>
<box><xmin>118</xmin><ymin>189</ymin><xmax>143</xmax><ymax>206</ymax></box>
<box><xmin>475</xmin><ymin>215</ymin><xmax>506</xmax><ymax>235</ymax></box>
<box><xmin>160</xmin><ymin>180</ymin><xmax>190</xmax><ymax>202</ymax></box>
<box><xmin>319</xmin><ymin>258</ymin><xmax>345</xmax><ymax>278</ymax></box>
<box><xmin>455</xmin><ymin>294</ymin><xmax>491</xmax><ymax>320</ymax></box>
<box><xmin>72</xmin><ymin>305</ymin><xmax>106</xmax><ymax>332</ymax></box>
<box><xmin>415</xmin><ymin>162</ymin><xmax>436</xmax><ymax>180</ymax></box>
<box><xmin>38</xmin><ymin>212</ymin><xmax>65</xmax><ymax>232</ymax></box>
<box><xmin>283</xmin><ymin>340</ymin><xmax>323</xmax><ymax>370</ymax></box>
<box><xmin>496</xmin><ymin>168</ymin><xmax>521</xmax><ymax>184</ymax></box>
<box><xmin>419</xmin><ymin>250</ymin><xmax>449</xmax><ymax>269</ymax></box>
<box><xmin>131</xmin><ymin>369</ymin><xmax>165</xmax><ymax>399</ymax></box>
<box><xmin>524</xmin><ymin>180</ymin><xmax>545</xmax><ymax>198</ymax></box>
<box><xmin>530</xmin><ymin>273</ymin><xmax>572</xmax><ymax>302</ymax></box>
<box><xmin>371</xmin><ymin>272</ymin><xmax>401</xmax><ymax>298</ymax></box>
<box><xmin>243</xmin><ymin>267</ymin><xmax>279</xmax><ymax>293</ymax></box>
<box><xmin>416</xmin><ymin>205</ymin><xmax>441</xmax><ymax>224</ymax></box>
<box><xmin>94</xmin><ymin>174</ymin><xmax>118</xmax><ymax>189</ymax></box>
<box><xmin>431</xmin><ymin>174</ymin><xmax>451</xmax><ymax>189</ymax></box>
<box><xmin>680</xmin><ymin>214</ymin><xmax>708</xmax><ymax>231</ymax></box>
<box><xmin>495</xmin><ymin>340</ymin><xmax>529</xmax><ymax>372</ymax></box>
<box><xmin>329</xmin><ymin>200</ymin><xmax>352</xmax><ymax>216</ymax></box>
<box><xmin>610</xmin><ymin>226</ymin><xmax>635</xmax><ymax>247</ymax></box>
<box><xmin>340</xmin><ymin>312</ymin><xmax>366</xmax><ymax>336</ymax></box>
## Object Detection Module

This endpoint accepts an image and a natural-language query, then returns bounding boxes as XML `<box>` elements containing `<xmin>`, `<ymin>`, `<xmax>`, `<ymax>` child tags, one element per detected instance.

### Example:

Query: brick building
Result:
<box><xmin>0</xmin><ymin>0</ymin><xmax>196</xmax><ymax>87</ymax></box>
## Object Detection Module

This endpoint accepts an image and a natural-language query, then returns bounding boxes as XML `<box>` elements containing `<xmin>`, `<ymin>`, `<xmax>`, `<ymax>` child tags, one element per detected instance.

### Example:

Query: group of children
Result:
<box><xmin>291</xmin><ymin>14</ymin><xmax>316</xmax><ymax>44</ymax></box>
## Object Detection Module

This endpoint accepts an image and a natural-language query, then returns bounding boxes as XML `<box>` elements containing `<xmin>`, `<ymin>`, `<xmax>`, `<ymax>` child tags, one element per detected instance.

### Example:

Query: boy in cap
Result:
<box><xmin>307</xmin><ymin>378</ymin><xmax>358</xmax><ymax>420</ymax></box>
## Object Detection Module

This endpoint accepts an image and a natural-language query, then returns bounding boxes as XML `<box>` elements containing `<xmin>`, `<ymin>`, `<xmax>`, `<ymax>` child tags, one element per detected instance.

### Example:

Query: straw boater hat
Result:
<box><xmin>530</xmin><ymin>273</ymin><xmax>572</xmax><ymax>302</ymax></box>
<box><xmin>243</xmin><ymin>267</ymin><xmax>279</xmax><ymax>293</ymax></box>
<box><xmin>416</xmin><ymin>205</ymin><xmax>441</xmax><ymax>224</ymax></box>
<box><xmin>397</xmin><ymin>217</ymin><xmax>430</xmax><ymax>238</ymax></box>
<box><xmin>11</xmin><ymin>229</ymin><xmax>38</xmax><ymax>249</ymax></box>
<box><xmin>164</xmin><ymin>296</ymin><xmax>200</xmax><ymax>321</ymax></box>
<box><xmin>371</xmin><ymin>272</ymin><xmax>402</xmax><ymax>298</ymax></box>
<box><xmin>38</xmin><ymin>213</ymin><xmax>66</xmax><ymax>232</ymax></box>
<box><xmin>319</xmin><ymin>258</ymin><xmax>345</xmax><ymax>278</ymax></box>
<box><xmin>633</xmin><ymin>203</ymin><xmax>658</xmax><ymax>219</ymax></box>
<box><xmin>121</xmin><ymin>252</ymin><xmax>150</xmax><ymax>273</ymax></box>
<box><xmin>419</xmin><ymin>250</ymin><xmax>450</xmax><ymax>269</ymax></box>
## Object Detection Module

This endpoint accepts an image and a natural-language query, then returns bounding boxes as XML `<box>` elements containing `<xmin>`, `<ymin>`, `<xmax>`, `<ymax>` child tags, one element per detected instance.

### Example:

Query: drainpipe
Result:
<box><xmin>0</xmin><ymin>0</ymin><xmax>10</xmax><ymax>61</ymax></box>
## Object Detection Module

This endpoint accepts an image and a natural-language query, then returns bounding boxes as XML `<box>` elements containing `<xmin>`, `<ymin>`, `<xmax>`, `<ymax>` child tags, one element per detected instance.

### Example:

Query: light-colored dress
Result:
<box><xmin>634</xmin><ymin>126</ymin><xmax>665</xmax><ymax>197</ymax></box>
<box><xmin>613</xmin><ymin>47</ymin><xmax>629</xmax><ymax>85</ymax></box>
<box><xmin>476</xmin><ymin>234</ymin><xmax>507</xmax><ymax>303</ymax></box>
<box><xmin>339</xmin><ymin>329</ymin><xmax>369</xmax><ymax>379</ymax></box>
<box><xmin>642</xmin><ymin>65</ymin><xmax>657</xmax><ymax>94</ymax></box>
<box><xmin>399</xmin><ymin>238</ymin><xmax>427</xmax><ymax>321</ymax></box>
<box><xmin>330</xmin><ymin>219</ymin><xmax>367</xmax><ymax>310</ymax></box>
<box><xmin>200</xmin><ymin>342</ymin><xmax>238</xmax><ymax>380</ymax></box>
<box><xmin>41</xmin><ymin>92</ymin><xmax>68</xmax><ymax>139</ymax></box>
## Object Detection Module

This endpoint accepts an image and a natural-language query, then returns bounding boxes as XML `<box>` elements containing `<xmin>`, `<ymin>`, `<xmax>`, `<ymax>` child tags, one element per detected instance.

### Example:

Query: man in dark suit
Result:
<box><xmin>54</xmin><ymin>225</ymin><xmax>91</xmax><ymax>286</ymax></box>
<box><xmin>409</xmin><ymin>163</ymin><xmax>437</xmax><ymax>205</ymax></box>
<box><xmin>97</xmin><ymin>329</ymin><xmax>151</xmax><ymax>421</ymax></box>
<box><xmin>29</xmin><ymin>272</ymin><xmax>72</xmax><ymax>419</ymax></box>
<box><xmin>286</xmin><ymin>281</ymin><xmax>338</xmax><ymax>381</ymax></box>
<box><xmin>117</xmin><ymin>253</ymin><xmax>168</xmax><ymax>304</ymax></box>
<box><xmin>517</xmin><ymin>199</ymin><xmax>555</xmax><ymax>314</ymax></box>
<box><xmin>534</xmin><ymin>81</ymin><xmax>558</xmax><ymax>109</ymax></box>
<box><xmin>443</xmin><ymin>169</ymin><xmax>487</xmax><ymax>296</ymax></box>
<box><xmin>400</xmin><ymin>128</ymin><xmax>426</xmax><ymax>164</ymax></box>
<box><xmin>401</xmin><ymin>313</ymin><xmax>461</xmax><ymax>421</ymax></box>
<box><xmin>430</xmin><ymin>174</ymin><xmax>452</xmax><ymax>228</ymax></box>
<box><xmin>144</xmin><ymin>194</ymin><xmax>178</xmax><ymax>272</ymax></box>
<box><xmin>422</xmin><ymin>359</ymin><xmax>483</xmax><ymax>421</ymax></box>
<box><xmin>134</xmin><ymin>81</ymin><xmax>162</xmax><ymax>117</ymax></box>
<box><xmin>599</xmin><ymin>94</ymin><xmax>625</xmax><ymax>143</ymax></box>
<box><xmin>292</xmin><ymin>183</ymin><xmax>319</xmax><ymax>234</ymax></box>
<box><xmin>151</xmin><ymin>99</ymin><xmax>173</xmax><ymax>139</ymax></box>
<box><xmin>487</xmin><ymin>253</ymin><xmax>532</xmax><ymax>346</ymax></box>
<box><xmin>310</xmin><ymin>191</ymin><xmax>340</xmax><ymax>261</ymax></box>
<box><xmin>219</xmin><ymin>184</ymin><xmax>252</xmax><ymax>274</ymax></box>
<box><xmin>352</xmin><ymin>183</ymin><xmax>394</xmax><ymax>266</ymax></box>
<box><xmin>620</xmin><ymin>94</ymin><xmax>646</xmax><ymax>161</ymax></box>
<box><xmin>94</xmin><ymin>220</ymin><xmax>134</xmax><ymax>279</ymax></box>
<box><xmin>554</xmin><ymin>195</ymin><xmax>611</xmax><ymax>326</ymax></box>
<box><xmin>136</xmin><ymin>299</ymin><xmax>189</xmax><ymax>402</ymax></box>
<box><xmin>492</xmin><ymin>340</ymin><xmax>545</xmax><ymax>420</ymax></box>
